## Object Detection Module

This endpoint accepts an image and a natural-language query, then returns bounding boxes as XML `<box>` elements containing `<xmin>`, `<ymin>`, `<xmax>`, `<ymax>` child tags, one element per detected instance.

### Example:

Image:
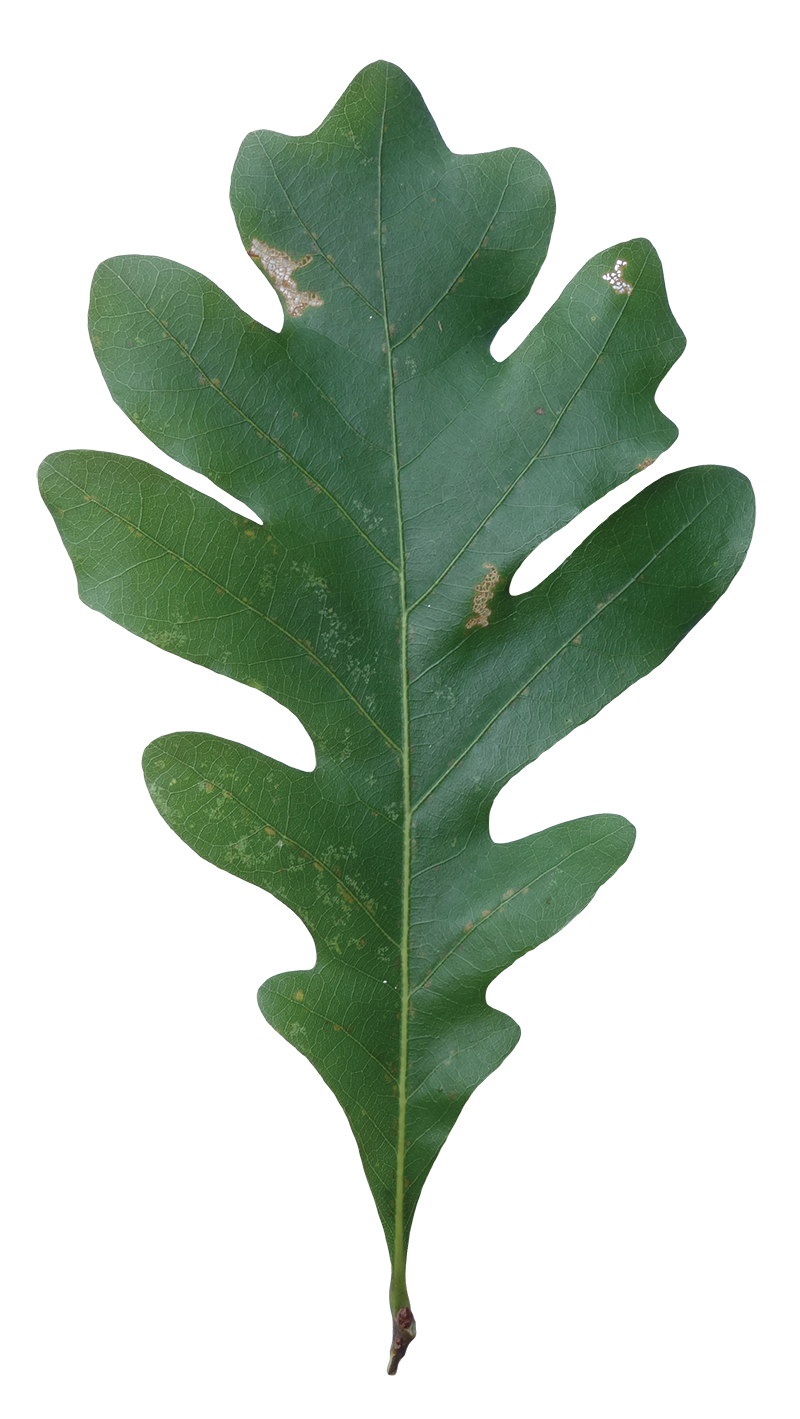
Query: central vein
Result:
<box><xmin>377</xmin><ymin>73</ymin><xmax>411</xmax><ymax>1302</ymax></box>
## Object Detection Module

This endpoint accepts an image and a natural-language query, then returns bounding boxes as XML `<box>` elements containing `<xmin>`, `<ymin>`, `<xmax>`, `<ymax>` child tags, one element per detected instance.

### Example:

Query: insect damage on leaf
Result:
<box><xmin>248</xmin><ymin>238</ymin><xmax>324</xmax><ymax>316</ymax></box>
<box><xmin>465</xmin><ymin>564</ymin><xmax>501</xmax><ymax>629</ymax></box>
<box><xmin>39</xmin><ymin>59</ymin><xmax>754</xmax><ymax>1375</ymax></box>
<box><xmin>602</xmin><ymin>257</ymin><xmax>634</xmax><ymax>294</ymax></box>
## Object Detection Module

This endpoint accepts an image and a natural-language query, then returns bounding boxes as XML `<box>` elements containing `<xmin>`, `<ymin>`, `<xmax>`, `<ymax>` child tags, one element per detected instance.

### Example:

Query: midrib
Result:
<box><xmin>376</xmin><ymin>72</ymin><xmax>412</xmax><ymax>1290</ymax></box>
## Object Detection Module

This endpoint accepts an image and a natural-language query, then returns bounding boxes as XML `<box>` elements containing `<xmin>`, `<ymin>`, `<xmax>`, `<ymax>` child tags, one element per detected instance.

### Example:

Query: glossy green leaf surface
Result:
<box><xmin>39</xmin><ymin>61</ymin><xmax>754</xmax><ymax>1371</ymax></box>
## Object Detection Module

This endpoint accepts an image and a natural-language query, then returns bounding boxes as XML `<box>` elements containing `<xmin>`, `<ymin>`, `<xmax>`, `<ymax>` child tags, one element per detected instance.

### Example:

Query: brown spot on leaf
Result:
<box><xmin>466</xmin><ymin>564</ymin><xmax>501</xmax><ymax>630</ymax></box>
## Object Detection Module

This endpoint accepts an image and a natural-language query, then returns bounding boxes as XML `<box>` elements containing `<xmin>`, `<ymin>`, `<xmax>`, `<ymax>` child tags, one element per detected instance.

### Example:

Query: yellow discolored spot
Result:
<box><xmin>294</xmin><ymin>989</ymin><xmax>304</xmax><ymax>1002</ymax></box>
<box><xmin>264</xmin><ymin>825</ymin><xmax>275</xmax><ymax>836</ymax></box>
<box><xmin>314</xmin><ymin>861</ymin><xmax>323</xmax><ymax>871</ymax></box>
<box><xmin>204</xmin><ymin>782</ymin><xmax>214</xmax><ymax>792</ymax></box>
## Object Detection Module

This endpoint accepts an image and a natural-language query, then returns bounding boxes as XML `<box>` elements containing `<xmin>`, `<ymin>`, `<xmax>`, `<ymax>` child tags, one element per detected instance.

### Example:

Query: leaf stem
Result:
<box><xmin>385</xmin><ymin>1265</ymin><xmax>417</xmax><ymax>1373</ymax></box>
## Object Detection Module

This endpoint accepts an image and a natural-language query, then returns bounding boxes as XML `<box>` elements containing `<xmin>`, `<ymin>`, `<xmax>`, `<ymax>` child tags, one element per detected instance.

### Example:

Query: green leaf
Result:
<box><xmin>38</xmin><ymin>60</ymin><xmax>754</xmax><ymax>1372</ymax></box>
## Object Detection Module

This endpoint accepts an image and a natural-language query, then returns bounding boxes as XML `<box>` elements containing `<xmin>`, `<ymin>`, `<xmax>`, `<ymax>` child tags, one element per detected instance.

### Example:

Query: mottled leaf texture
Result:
<box><xmin>39</xmin><ymin>61</ymin><xmax>754</xmax><ymax>1372</ymax></box>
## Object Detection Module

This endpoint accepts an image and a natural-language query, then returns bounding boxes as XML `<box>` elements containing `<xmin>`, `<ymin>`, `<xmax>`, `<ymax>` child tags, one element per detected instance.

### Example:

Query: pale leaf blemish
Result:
<box><xmin>602</xmin><ymin>258</ymin><xmax>633</xmax><ymax>295</ymax></box>
<box><xmin>249</xmin><ymin>239</ymin><xmax>324</xmax><ymax>317</ymax></box>
<box><xmin>466</xmin><ymin>564</ymin><xmax>501</xmax><ymax>630</ymax></box>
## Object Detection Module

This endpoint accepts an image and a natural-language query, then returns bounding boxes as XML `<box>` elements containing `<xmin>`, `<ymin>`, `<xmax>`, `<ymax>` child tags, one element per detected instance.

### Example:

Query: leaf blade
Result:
<box><xmin>411</xmin><ymin>465</ymin><xmax>755</xmax><ymax>819</ymax></box>
<box><xmin>40</xmin><ymin>59</ymin><xmax>755</xmax><ymax>1366</ymax></box>
<box><xmin>38</xmin><ymin>448</ymin><xmax>404</xmax><ymax>771</ymax></box>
